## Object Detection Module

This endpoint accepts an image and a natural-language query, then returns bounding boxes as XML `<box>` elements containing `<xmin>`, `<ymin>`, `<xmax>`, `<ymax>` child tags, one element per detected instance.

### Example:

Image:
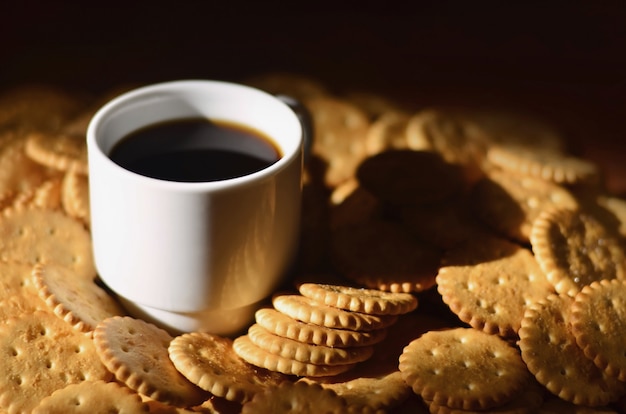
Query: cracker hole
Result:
<box><xmin>121</xmin><ymin>345</ymin><xmax>129</xmax><ymax>353</ymax></box>
<box><xmin>71</xmin><ymin>397</ymin><xmax>81</xmax><ymax>406</ymax></box>
<box><xmin>128</xmin><ymin>328</ymin><xmax>136</xmax><ymax>335</ymax></box>
<box><xmin>44</xmin><ymin>359</ymin><xmax>52</xmax><ymax>369</ymax></box>
<box><xmin>8</xmin><ymin>347</ymin><xmax>18</xmax><ymax>357</ymax></box>
<box><xmin>14</xmin><ymin>376</ymin><xmax>23</xmax><ymax>386</ymax></box>
<box><xmin>560</xmin><ymin>368</ymin><xmax>567</xmax><ymax>376</ymax></box>
<box><xmin>47</xmin><ymin>227</ymin><xmax>56</xmax><ymax>236</ymax></box>
<box><xmin>142</xmin><ymin>366</ymin><xmax>151</xmax><ymax>374</ymax></box>
<box><xmin>78</xmin><ymin>373</ymin><xmax>86</xmax><ymax>381</ymax></box>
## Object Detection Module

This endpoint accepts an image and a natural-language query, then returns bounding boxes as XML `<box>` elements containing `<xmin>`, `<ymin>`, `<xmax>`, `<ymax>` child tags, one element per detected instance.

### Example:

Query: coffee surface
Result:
<box><xmin>109</xmin><ymin>118</ymin><xmax>281</xmax><ymax>182</ymax></box>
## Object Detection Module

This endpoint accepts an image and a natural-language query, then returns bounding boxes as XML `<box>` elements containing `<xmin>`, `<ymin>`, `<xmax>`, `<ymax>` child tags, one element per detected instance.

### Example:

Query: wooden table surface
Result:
<box><xmin>3</xmin><ymin>2</ymin><xmax>626</xmax><ymax>192</ymax></box>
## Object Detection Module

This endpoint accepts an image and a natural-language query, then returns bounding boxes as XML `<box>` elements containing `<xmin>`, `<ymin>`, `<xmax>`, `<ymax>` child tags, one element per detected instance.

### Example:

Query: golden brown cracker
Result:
<box><xmin>241</xmin><ymin>381</ymin><xmax>347</xmax><ymax>414</ymax></box>
<box><xmin>61</xmin><ymin>168</ymin><xmax>91</xmax><ymax>225</ymax></box>
<box><xmin>330</xmin><ymin>219</ymin><xmax>442</xmax><ymax>293</ymax></box>
<box><xmin>168</xmin><ymin>332</ymin><xmax>286</xmax><ymax>404</ymax></box>
<box><xmin>399</xmin><ymin>328</ymin><xmax>529</xmax><ymax>411</ymax></box>
<box><xmin>470</xmin><ymin>169</ymin><xmax>579</xmax><ymax>243</ymax></box>
<box><xmin>530</xmin><ymin>208</ymin><xmax>626</xmax><ymax>296</ymax></box>
<box><xmin>233</xmin><ymin>334</ymin><xmax>356</xmax><ymax>377</ymax></box>
<box><xmin>487</xmin><ymin>143</ymin><xmax>599</xmax><ymax>185</ymax></box>
<box><xmin>297</xmin><ymin>282</ymin><xmax>417</xmax><ymax>315</ymax></box>
<box><xmin>570</xmin><ymin>279</ymin><xmax>626</xmax><ymax>382</ymax></box>
<box><xmin>33</xmin><ymin>263</ymin><xmax>125</xmax><ymax>334</ymax></box>
<box><xmin>25</xmin><ymin>130</ymin><xmax>89</xmax><ymax>174</ymax></box>
<box><xmin>305</xmin><ymin>96</ymin><xmax>370</xmax><ymax>187</ymax></box>
<box><xmin>356</xmin><ymin>149</ymin><xmax>464</xmax><ymax>206</ymax></box>
<box><xmin>519</xmin><ymin>294</ymin><xmax>626</xmax><ymax>406</ymax></box>
<box><xmin>93</xmin><ymin>316</ymin><xmax>208</xmax><ymax>407</ymax></box>
<box><xmin>254</xmin><ymin>307</ymin><xmax>387</xmax><ymax>348</ymax></box>
<box><xmin>0</xmin><ymin>310</ymin><xmax>112</xmax><ymax>413</ymax></box>
<box><xmin>272</xmin><ymin>293</ymin><xmax>397</xmax><ymax>332</ymax></box>
<box><xmin>32</xmin><ymin>380</ymin><xmax>150</xmax><ymax>413</ymax></box>
<box><xmin>0</xmin><ymin>207</ymin><xmax>96</xmax><ymax>279</ymax></box>
<box><xmin>247</xmin><ymin>323</ymin><xmax>374</xmax><ymax>366</ymax></box>
<box><xmin>436</xmin><ymin>234</ymin><xmax>554</xmax><ymax>337</ymax></box>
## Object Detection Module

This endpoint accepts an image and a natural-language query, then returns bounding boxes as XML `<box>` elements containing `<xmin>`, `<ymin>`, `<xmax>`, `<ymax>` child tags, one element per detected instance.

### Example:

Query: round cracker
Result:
<box><xmin>330</xmin><ymin>219</ymin><xmax>442</xmax><ymax>293</ymax></box>
<box><xmin>530</xmin><ymin>208</ymin><xmax>626</xmax><ymax>297</ymax></box>
<box><xmin>32</xmin><ymin>380</ymin><xmax>149</xmax><ymax>413</ymax></box>
<box><xmin>255</xmin><ymin>307</ymin><xmax>387</xmax><ymax>348</ymax></box>
<box><xmin>168</xmin><ymin>331</ymin><xmax>286</xmax><ymax>404</ymax></box>
<box><xmin>297</xmin><ymin>282</ymin><xmax>417</xmax><ymax>315</ymax></box>
<box><xmin>241</xmin><ymin>381</ymin><xmax>347</xmax><ymax>414</ymax></box>
<box><xmin>0</xmin><ymin>260</ymin><xmax>40</xmax><ymax>300</ymax></box>
<box><xmin>305</xmin><ymin>96</ymin><xmax>370</xmax><ymax>187</ymax></box>
<box><xmin>25</xmin><ymin>130</ymin><xmax>88</xmax><ymax>174</ymax></box>
<box><xmin>0</xmin><ymin>310</ymin><xmax>112</xmax><ymax>414</ymax></box>
<box><xmin>233</xmin><ymin>334</ymin><xmax>356</xmax><ymax>378</ymax></box>
<box><xmin>61</xmin><ymin>169</ymin><xmax>90</xmax><ymax>225</ymax></box>
<box><xmin>470</xmin><ymin>169</ymin><xmax>579</xmax><ymax>243</ymax></box>
<box><xmin>0</xmin><ymin>207</ymin><xmax>96</xmax><ymax>280</ymax></box>
<box><xmin>436</xmin><ymin>234</ymin><xmax>554</xmax><ymax>337</ymax></box>
<box><xmin>519</xmin><ymin>294</ymin><xmax>626</xmax><ymax>406</ymax></box>
<box><xmin>247</xmin><ymin>323</ymin><xmax>374</xmax><ymax>366</ymax></box>
<box><xmin>398</xmin><ymin>327</ymin><xmax>529</xmax><ymax>411</ymax></box>
<box><xmin>93</xmin><ymin>316</ymin><xmax>207</xmax><ymax>407</ymax></box>
<box><xmin>356</xmin><ymin>149</ymin><xmax>464</xmax><ymax>206</ymax></box>
<box><xmin>570</xmin><ymin>279</ymin><xmax>626</xmax><ymax>382</ymax></box>
<box><xmin>33</xmin><ymin>263</ymin><xmax>126</xmax><ymax>334</ymax></box>
<box><xmin>272</xmin><ymin>293</ymin><xmax>397</xmax><ymax>332</ymax></box>
<box><xmin>487</xmin><ymin>143</ymin><xmax>599</xmax><ymax>185</ymax></box>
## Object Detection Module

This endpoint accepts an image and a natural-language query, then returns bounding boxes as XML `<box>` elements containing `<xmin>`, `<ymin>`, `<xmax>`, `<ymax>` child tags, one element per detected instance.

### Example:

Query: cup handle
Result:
<box><xmin>275</xmin><ymin>94</ymin><xmax>313</xmax><ymax>161</ymax></box>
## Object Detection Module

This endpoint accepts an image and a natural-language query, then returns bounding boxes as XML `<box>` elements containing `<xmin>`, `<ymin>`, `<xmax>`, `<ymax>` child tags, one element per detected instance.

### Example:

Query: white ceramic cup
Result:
<box><xmin>87</xmin><ymin>80</ymin><xmax>305</xmax><ymax>335</ymax></box>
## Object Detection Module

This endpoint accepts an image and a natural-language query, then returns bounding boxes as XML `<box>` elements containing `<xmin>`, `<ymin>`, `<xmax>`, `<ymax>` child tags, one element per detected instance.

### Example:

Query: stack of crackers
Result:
<box><xmin>0</xmin><ymin>76</ymin><xmax>625</xmax><ymax>413</ymax></box>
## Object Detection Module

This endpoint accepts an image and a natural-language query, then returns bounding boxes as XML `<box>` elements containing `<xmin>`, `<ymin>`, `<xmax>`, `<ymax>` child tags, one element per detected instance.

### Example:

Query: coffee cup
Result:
<box><xmin>87</xmin><ymin>80</ymin><xmax>307</xmax><ymax>335</ymax></box>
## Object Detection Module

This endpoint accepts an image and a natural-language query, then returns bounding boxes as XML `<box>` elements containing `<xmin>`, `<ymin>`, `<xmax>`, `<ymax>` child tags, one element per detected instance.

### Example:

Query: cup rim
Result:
<box><xmin>86</xmin><ymin>79</ymin><xmax>303</xmax><ymax>191</ymax></box>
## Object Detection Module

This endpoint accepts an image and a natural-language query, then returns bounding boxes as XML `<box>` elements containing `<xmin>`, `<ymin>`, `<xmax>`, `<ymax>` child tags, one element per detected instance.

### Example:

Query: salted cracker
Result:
<box><xmin>0</xmin><ymin>310</ymin><xmax>112</xmax><ymax>414</ymax></box>
<box><xmin>33</xmin><ymin>263</ymin><xmax>126</xmax><ymax>334</ymax></box>
<box><xmin>247</xmin><ymin>323</ymin><xmax>374</xmax><ymax>366</ymax></box>
<box><xmin>305</xmin><ymin>96</ymin><xmax>370</xmax><ymax>187</ymax></box>
<box><xmin>330</xmin><ymin>219</ymin><xmax>442</xmax><ymax>293</ymax></box>
<box><xmin>25</xmin><ymin>130</ymin><xmax>88</xmax><ymax>174</ymax></box>
<box><xmin>486</xmin><ymin>143</ymin><xmax>599</xmax><ymax>185</ymax></box>
<box><xmin>254</xmin><ymin>307</ymin><xmax>387</xmax><ymax>348</ymax></box>
<box><xmin>530</xmin><ymin>208</ymin><xmax>626</xmax><ymax>296</ymax></box>
<box><xmin>398</xmin><ymin>328</ymin><xmax>529</xmax><ymax>411</ymax></box>
<box><xmin>241</xmin><ymin>381</ymin><xmax>346</xmax><ymax>414</ymax></box>
<box><xmin>470</xmin><ymin>169</ymin><xmax>579</xmax><ymax>243</ymax></box>
<box><xmin>272</xmin><ymin>293</ymin><xmax>397</xmax><ymax>332</ymax></box>
<box><xmin>32</xmin><ymin>380</ymin><xmax>149</xmax><ymax>413</ymax></box>
<box><xmin>356</xmin><ymin>149</ymin><xmax>464</xmax><ymax>206</ymax></box>
<box><xmin>436</xmin><ymin>234</ymin><xmax>554</xmax><ymax>337</ymax></box>
<box><xmin>233</xmin><ymin>334</ymin><xmax>356</xmax><ymax>378</ymax></box>
<box><xmin>570</xmin><ymin>279</ymin><xmax>626</xmax><ymax>382</ymax></box>
<box><xmin>0</xmin><ymin>207</ymin><xmax>96</xmax><ymax>279</ymax></box>
<box><xmin>168</xmin><ymin>331</ymin><xmax>286</xmax><ymax>404</ymax></box>
<box><xmin>61</xmin><ymin>168</ymin><xmax>90</xmax><ymax>225</ymax></box>
<box><xmin>93</xmin><ymin>316</ymin><xmax>207</xmax><ymax>407</ymax></box>
<box><xmin>297</xmin><ymin>282</ymin><xmax>417</xmax><ymax>315</ymax></box>
<box><xmin>519</xmin><ymin>294</ymin><xmax>626</xmax><ymax>406</ymax></box>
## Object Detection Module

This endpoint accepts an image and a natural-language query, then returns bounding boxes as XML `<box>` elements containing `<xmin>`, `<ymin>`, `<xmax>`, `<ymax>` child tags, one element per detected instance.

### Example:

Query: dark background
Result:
<box><xmin>2</xmin><ymin>2</ymin><xmax>626</xmax><ymax>190</ymax></box>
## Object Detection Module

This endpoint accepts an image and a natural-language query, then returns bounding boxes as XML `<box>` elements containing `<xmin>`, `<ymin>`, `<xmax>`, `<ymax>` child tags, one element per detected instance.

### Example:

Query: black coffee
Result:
<box><xmin>109</xmin><ymin>118</ymin><xmax>281</xmax><ymax>182</ymax></box>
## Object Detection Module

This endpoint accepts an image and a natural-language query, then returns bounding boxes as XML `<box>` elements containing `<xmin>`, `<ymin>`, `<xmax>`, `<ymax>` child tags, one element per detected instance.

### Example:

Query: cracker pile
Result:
<box><xmin>0</xmin><ymin>76</ymin><xmax>626</xmax><ymax>413</ymax></box>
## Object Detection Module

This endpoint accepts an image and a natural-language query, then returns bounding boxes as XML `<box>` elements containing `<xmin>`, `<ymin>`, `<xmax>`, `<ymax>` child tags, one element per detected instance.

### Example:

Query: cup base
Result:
<box><xmin>117</xmin><ymin>297</ymin><xmax>259</xmax><ymax>336</ymax></box>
